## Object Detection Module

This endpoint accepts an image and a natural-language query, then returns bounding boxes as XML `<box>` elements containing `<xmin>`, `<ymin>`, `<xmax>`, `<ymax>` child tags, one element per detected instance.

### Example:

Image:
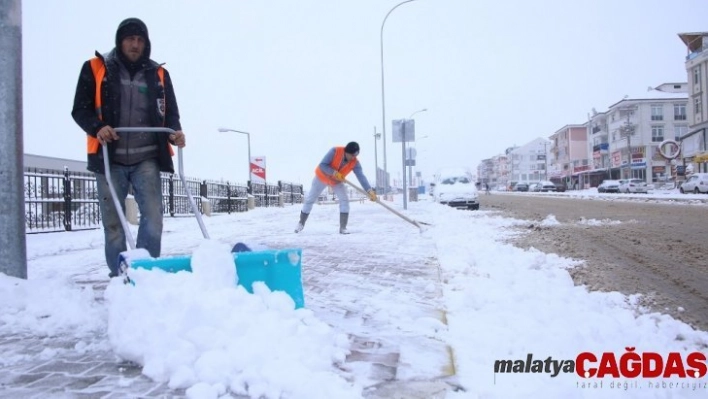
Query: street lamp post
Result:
<box><xmin>381</xmin><ymin>0</ymin><xmax>418</xmax><ymax>195</ymax></box>
<box><xmin>373</xmin><ymin>126</ymin><xmax>381</xmax><ymax>192</ymax></box>
<box><xmin>217</xmin><ymin>127</ymin><xmax>252</xmax><ymax>183</ymax></box>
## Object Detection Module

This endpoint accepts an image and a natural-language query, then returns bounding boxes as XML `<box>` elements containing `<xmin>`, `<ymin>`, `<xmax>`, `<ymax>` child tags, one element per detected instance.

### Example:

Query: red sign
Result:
<box><xmin>250</xmin><ymin>156</ymin><xmax>266</xmax><ymax>183</ymax></box>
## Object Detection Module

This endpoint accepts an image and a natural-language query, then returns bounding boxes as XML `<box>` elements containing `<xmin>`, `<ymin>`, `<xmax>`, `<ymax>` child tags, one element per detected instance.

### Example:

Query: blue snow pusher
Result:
<box><xmin>128</xmin><ymin>249</ymin><xmax>305</xmax><ymax>309</ymax></box>
<box><xmin>105</xmin><ymin>128</ymin><xmax>305</xmax><ymax>309</ymax></box>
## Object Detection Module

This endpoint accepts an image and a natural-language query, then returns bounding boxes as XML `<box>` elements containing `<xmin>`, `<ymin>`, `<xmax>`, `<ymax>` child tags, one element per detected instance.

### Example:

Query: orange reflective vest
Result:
<box><xmin>86</xmin><ymin>57</ymin><xmax>167</xmax><ymax>155</ymax></box>
<box><xmin>315</xmin><ymin>147</ymin><xmax>357</xmax><ymax>186</ymax></box>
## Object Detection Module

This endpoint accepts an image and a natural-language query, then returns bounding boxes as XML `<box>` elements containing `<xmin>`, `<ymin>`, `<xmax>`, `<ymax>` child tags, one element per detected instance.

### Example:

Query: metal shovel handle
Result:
<box><xmin>101</xmin><ymin>127</ymin><xmax>209</xmax><ymax>250</ymax></box>
<box><xmin>343</xmin><ymin>178</ymin><xmax>422</xmax><ymax>229</ymax></box>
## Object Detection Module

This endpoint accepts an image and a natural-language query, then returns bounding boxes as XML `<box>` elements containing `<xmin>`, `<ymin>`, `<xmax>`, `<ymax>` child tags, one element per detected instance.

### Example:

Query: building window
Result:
<box><xmin>694</xmin><ymin>66</ymin><xmax>702</xmax><ymax>86</ymax></box>
<box><xmin>673</xmin><ymin>103</ymin><xmax>686</xmax><ymax>120</ymax></box>
<box><xmin>651</xmin><ymin>125</ymin><xmax>664</xmax><ymax>142</ymax></box>
<box><xmin>651</xmin><ymin>104</ymin><xmax>663</xmax><ymax>121</ymax></box>
<box><xmin>674</xmin><ymin>125</ymin><xmax>688</xmax><ymax>140</ymax></box>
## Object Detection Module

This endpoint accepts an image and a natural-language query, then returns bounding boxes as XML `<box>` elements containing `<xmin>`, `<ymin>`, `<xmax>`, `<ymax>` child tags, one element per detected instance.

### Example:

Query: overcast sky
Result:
<box><xmin>21</xmin><ymin>0</ymin><xmax>708</xmax><ymax>185</ymax></box>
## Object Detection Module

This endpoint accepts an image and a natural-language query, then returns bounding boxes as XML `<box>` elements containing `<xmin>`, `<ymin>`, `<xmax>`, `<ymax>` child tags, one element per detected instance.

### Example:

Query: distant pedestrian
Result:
<box><xmin>484</xmin><ymin>183</ymin><xmax>490</xmax><ymax>195</ymax></box>
<box><xmin>295</xmin><ymin>142</ymin><xmax>376</xmax><ymax>234</ymax></box>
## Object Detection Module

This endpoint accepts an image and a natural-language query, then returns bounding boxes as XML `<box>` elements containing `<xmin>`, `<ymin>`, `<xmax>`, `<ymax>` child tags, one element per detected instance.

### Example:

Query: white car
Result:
<box><xmin>597</xmin><ymin>179</ymin><xmax>621</xmax><ymax>193</ymax></box>
<box><xmin>432</xmin><ymin>168</ymin><xmax>479</xmax><ymax>210</ymax></box>
<box><xmin>680</xmin><ymin>173</ymin><xmax>708</xmax><ymax>194</ymax></box>
<box><xmin>538</xmin><ymin>181</ymin><xmax>557</xmax><ymax>192</ymax></box>
<box><xmin>528</xmin><ymin>182</ymin><xmax>542</xmax><ymax>192</ymax></box>
<box><xmin>619</xmin><ymin>178</ymin><xmax>648</xmax><ymax>193</ymax></box>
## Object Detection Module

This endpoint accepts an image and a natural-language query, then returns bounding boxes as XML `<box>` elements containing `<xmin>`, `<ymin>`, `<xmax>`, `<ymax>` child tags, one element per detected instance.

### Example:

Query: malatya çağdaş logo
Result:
<box><xmin>494</xmin><ymin>348</ymin><xmax>707</xmax><ymax>379</ymax></box>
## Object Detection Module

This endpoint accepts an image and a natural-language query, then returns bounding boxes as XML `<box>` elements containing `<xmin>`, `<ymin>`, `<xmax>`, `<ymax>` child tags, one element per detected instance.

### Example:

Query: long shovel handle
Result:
<box><xmin>343</xmin><ymin>179</ymin><xmax>421</xmax><ymax>229</ymax></box>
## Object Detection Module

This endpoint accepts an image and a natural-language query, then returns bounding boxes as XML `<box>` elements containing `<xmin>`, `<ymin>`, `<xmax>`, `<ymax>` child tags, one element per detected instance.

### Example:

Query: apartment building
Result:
<box><xmin>587</xmin><ymin>110</ymin><xmax>611</xmax><ymax>175</ymax></box>
<box><xmin>603</xmin><ymin>84</ymin><xmax>688</xmax><ymax>183</ymax></box>
<box><xmin>508</xmin><ymin>138</ymin><xmax>551</xmax><ymax>185</ymax></box>
<box><xmin>548</xmin><ymin>124</ymin><xmax>588</xmax><ymax>189</ymax></box>
<box><xmin>678</xmin><ymin>32</ymin><xmax>708</xmax><ymax>172</ymax></box>
<box><xmin>479</xmin><ymin>85</ymin><xmax>688</xmax><ymax>189</ymax></box>
<box><xmin>478</xmin><ymin>152</ymin><xmax>510</xmax><ymax>188</ymax></box>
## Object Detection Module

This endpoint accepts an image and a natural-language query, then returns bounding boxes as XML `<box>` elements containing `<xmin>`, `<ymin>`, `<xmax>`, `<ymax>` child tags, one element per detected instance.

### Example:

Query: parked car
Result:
<box><xmin>538</xmin><ymin>181</ymin><xmax>557</xmax><ymax>192</ymax></box>
<box><xmin>680</xmin><ymin>173</ymin><xmax>708</xmax><ymax>194</ymax></box>
<box><xmin>550</xmin><ymin>178</ymin><xmax>567</xmax><ymax>192</ymax></box>
<box><xmin>619</xmin><ymin>178</ymin><xmax>648</xmax><ymax>193</ymax></box>
<box><xmin>597</xmin><ymin>179</ymin><xmax>621</xmax><ymax>193</ymax></box>
<box><xmin>433</xmin><ymin>167</ymin><xmax>479</xmax><ymax>210</ymax></box>
<box><xmin>528</xmin><ymin>182</ymin><xmax>542</xmax><ymax>192</ymax></box>
<box><xmin>514</xmin><ymin>183</ymin><xmax>529</xmax><ymax>192</ymax></box>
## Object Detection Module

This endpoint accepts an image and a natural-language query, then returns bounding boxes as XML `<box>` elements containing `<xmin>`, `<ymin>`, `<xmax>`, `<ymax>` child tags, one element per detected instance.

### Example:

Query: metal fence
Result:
<box><xmin>23</xmin><ymin>167</ymin><xmax>303</xmax><ymax>234</ymax></box>
<box><xmin>24</xmin><ymin>168</ymin><xmax>101</xmax><ymax>233</ymax></box>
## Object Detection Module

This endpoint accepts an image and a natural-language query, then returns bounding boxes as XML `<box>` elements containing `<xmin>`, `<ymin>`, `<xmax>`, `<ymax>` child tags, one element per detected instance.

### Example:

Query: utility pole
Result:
<box><xmin>510</xmin><ymin>154</ymin><xmax>514</xmax><ymax>187</ymax></box>
<box><xmin>0</xmin><ymin>0</ymin><xmax>28</xmax><ymax>279</ymax></box>
<box><xmin>620</xmin><ymin>106</ymin><xmax>636</xmax><ymax>179</ymax></box>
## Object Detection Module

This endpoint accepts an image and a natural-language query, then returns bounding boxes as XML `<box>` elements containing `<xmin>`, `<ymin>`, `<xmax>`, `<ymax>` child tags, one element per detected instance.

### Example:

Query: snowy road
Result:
<box><xmin>480</xmin><ymin>192</ymin><xmax>708</xmax><ymax>331</ymax></box>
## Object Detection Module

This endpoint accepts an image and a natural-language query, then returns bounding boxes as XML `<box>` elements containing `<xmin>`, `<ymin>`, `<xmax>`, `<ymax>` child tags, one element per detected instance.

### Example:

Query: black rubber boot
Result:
<box><xmin>295</xmin><ymin>211</ymin><xmax>309</xmax><ymax>233</ymax></box>
<box><xmin>339</xmin><ymin>213</ymin><xmax>350</xmax><ymax>234</ymax></box>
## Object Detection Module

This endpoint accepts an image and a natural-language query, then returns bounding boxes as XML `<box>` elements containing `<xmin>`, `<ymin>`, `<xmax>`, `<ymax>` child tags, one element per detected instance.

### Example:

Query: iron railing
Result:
<box><xmin>23</xmin><ymin>167</ymin><xmax>303</xmax><ymax>233</ymax></box>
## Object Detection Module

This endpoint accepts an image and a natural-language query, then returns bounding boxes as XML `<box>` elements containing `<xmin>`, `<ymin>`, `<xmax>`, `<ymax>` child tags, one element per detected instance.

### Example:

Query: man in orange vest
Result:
<box><xmin>295</xmin><ymin>142</ymin><xmax>377</xmax><ymax>234</ymax></box>
<box><xmin>71</xmin><ymin>18</ymin><xmax>186</xmax><ymax>278</ymax></box>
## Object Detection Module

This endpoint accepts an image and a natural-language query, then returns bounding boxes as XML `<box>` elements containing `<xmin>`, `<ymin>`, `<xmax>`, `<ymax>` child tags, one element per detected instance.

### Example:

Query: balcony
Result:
<box><xmin>593</xmin><ymin>143</ymin><xmax>609</xmax><ymax>152</ymax></box>
<box><xmin>687</xmin><ymin>48</ymin><xmax>708</xmax><ymax>62</ymax></box>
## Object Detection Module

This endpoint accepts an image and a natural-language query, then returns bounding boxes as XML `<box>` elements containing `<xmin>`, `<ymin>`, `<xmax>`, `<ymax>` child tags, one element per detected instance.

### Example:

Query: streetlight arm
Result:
<box><xmin>409</xmin><ymin>108</ymin><xmax>427</xmax><ymax>119</ymax></box>
<box><xmin>381</xmin><ymin>0</ymin><xmax>417</xmax><ymax>35</ymax></box>
<box><xmin>218</xmin><ymin>127</ymin><xmax>252</xmax><ymax>182</ymax></box>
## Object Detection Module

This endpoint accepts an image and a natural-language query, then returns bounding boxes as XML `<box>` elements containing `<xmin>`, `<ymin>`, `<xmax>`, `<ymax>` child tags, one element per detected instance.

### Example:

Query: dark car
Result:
<box><xmin>514</xmin><ymin>183</ymin><xmax>529</xmax><ymax>192</ymax></box>
<box><xmin>553</xmin><ymin>182</ymin><xmax>567</xmax><ymax>192</ymax></box>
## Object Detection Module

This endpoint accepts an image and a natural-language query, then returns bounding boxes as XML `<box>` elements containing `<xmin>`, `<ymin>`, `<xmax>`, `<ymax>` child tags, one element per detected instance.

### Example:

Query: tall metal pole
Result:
<box><xmin>408</xmin><ymin>149</ymin><xmax>413</xmax><ymax>187</ymax></box>
<box><xmin>373</xmin><ymin>126</ymin><xmax>380</xmax><ymax>191</ymax></box>
<box><xmin>402</xmin><ymin>121</ymin><xmax>407</xmax><ymax>210</ymax></box>
<box><xmin>544</xmin><ymin>141</ymin><xmax>548</xmax><ymax>181</ymax></box>
<box><xmin>0</xmin><ymin>0</ymin><xmax>27</xmax><ymax>279</ymax></box>
<box><xmin>407</xmin><ymin>109</ymin><xmax>426</xmax><ymax>189</ymax></box>
<box><xmin>621</xmin><ymin>107</ymin><xmax>635</xmax><ymax>180</ymax></box>
<box><xmin>246</xmin><ymin>133</ymin><xmax>252</xmax><ymax>181</ymax></box>
<box><xmin>381</xmin><ymin>0</ymin><xmax>417</xmax><ymax>195</ymax></box>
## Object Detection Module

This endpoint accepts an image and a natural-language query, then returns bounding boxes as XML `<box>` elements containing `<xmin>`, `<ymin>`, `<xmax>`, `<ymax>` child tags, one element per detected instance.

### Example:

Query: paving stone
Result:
<box><xmin>34</xmin><ymin>360</ymin><xmax>86</xmax><ymax>374</ymax></box>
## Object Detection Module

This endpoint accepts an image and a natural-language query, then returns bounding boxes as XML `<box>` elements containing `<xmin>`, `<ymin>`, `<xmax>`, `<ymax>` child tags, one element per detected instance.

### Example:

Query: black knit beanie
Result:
<box><xmin>115</xmin><ymin>18</ymin><xmax>151</xmax><ymax>59</ymax></box>
<box><xmin>345</xmin><ymin>142</ymin><xmax>360</xmax><ymax>155</ymax></box>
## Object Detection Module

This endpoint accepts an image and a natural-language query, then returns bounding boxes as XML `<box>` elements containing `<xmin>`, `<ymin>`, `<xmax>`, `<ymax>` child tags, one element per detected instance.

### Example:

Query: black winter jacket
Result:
<box><xmin>71</xmin><ymin>49</ymin><xmax>182</xmax><ymax>174</ymax></box>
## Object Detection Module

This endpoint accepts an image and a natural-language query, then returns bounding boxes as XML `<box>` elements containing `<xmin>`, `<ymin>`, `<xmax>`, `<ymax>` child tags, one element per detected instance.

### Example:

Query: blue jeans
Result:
<box><xmin>95</xmin><ymin>159</ymin><xmax>163</xmax><ymax>275</ymax></box>
<box><xmin>301</xmin><ymin>176</ymin><xmax>349</xmax><ymax>214</ymax></box>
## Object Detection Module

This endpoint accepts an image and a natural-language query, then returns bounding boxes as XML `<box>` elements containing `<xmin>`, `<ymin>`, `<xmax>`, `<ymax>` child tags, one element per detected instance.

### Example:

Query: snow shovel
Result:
<box><xmin>342</xmin><ymin>178</ymin><xmax>431</xmax><ymax>230</ymax></box>
<box><xmin>103</xmin><ymin>127</ymin><xmax>304</xmax><ymax>308</ymax></box>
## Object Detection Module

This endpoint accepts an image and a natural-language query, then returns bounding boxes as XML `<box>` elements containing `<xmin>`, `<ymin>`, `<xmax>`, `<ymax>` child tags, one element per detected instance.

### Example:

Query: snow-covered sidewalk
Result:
<box><xmin>2</xmin><ymin>196</ymin><xmax>707</xmax><ymax>398</ymax></box>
